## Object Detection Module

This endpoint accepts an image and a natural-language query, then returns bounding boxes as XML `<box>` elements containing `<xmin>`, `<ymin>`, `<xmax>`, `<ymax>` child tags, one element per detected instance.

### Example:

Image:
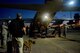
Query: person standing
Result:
<box><xmin>1</xmin><ymin>21</ymin><xmax>8</xmax><ymax>48</ymax></box>
<box><xmin>8</xmin><ymin>13</ymin><xmax>25</xmax><ymax>53</ymax></box>
<box><xmin>57</xmin><ymin>25</ymin><xmax>61</xmax><ymax>37</ymax></box>
<box><xmin>63</xmin><ymin>24</ymin><xmax>66</xmax><ymax>38</ymax></box>
<box><xmin>26</xmin><ymin>25</ymin><xmax>29</xmax><ymax>35</ymax></box>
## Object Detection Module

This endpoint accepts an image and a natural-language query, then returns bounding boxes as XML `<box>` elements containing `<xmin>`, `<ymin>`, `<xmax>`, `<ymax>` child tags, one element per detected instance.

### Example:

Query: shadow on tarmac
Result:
<box><xmin>61</xmin><ymin>37</ymin><xmax>80</xmax><ymax>43</ymax></box>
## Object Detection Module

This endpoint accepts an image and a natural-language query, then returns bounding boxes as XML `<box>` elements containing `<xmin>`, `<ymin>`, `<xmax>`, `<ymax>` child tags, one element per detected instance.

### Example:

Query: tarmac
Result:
<box><xmin>0</xmin><ymin>31</ymin><xmax>80</xmax><ymax>53</ymax></box>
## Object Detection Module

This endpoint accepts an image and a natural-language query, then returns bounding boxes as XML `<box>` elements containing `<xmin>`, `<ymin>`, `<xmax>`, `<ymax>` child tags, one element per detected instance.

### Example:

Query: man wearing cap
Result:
<box><xmin>8</xmin><ymin>13</ymin><xmax>25</xmax><ymax>53</ymax></box>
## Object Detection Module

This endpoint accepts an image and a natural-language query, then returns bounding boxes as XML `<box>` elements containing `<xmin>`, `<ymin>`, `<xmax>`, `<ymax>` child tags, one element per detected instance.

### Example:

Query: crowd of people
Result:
<box><xmin>0</xmin><ymin>13</ymin><xmax>67</xmax><ymax>53</ymax></box>
<box><xmin>51</xmin><ymin>24</ymin><xmax>66</xmax><ymax>38</ymax></box>
<box><xmin>0</xmin><ymin>13</ymin><xmax>48</xmax><ymax>53</ymax></box>
<box><xmin>0</xmin><ymin>13</ymin><xmax>25</xmax><ymax>53</ymax></box>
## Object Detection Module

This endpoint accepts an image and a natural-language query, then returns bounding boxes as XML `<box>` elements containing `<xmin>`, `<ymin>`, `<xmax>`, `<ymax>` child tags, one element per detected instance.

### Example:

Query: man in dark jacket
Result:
<box><xmin>8</xmin><ymin>13</ymin><xmax>25</xmax><ymax>53</ymax></box>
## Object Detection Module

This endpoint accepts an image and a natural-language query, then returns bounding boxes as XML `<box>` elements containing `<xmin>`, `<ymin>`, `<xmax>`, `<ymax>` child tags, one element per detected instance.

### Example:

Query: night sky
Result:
<box><xmin>0</xmin><ymin>8</ymin><xmax>37</xmax><ymax>19</ymax></box>
<box><xmin>0</xmin><ymin>0</ymin><xmax>80</xmax><ymax>20</ymax></box>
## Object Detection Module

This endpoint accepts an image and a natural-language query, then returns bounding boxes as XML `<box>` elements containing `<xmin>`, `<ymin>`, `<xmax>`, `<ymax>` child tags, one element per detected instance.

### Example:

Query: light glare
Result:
<box><xmin>42</xmin><ymin>13</ymin><xmax>50</xmax><ymax>21</ymax></box>
<box><xmin>68</xmin><ymin>1</ymin><xmax>75</xmax><ymax>5</ymax></box>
